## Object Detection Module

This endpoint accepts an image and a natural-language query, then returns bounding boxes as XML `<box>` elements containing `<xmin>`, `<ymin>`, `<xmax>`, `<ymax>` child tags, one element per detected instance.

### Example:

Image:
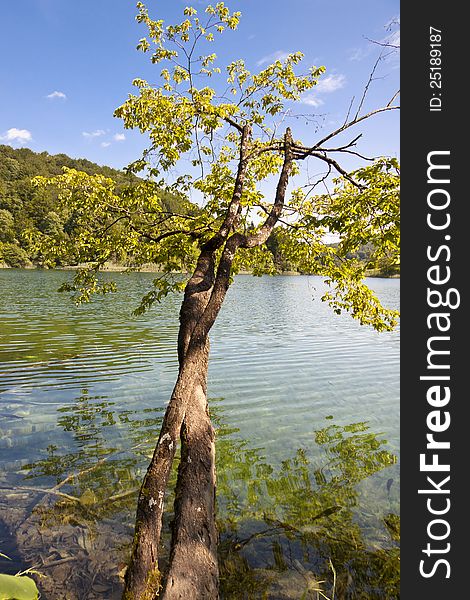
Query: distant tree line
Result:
<box><xmin>0</xmin><ymin>145</ymin><xmax>398</xmax><ymax>276</ymax></box>
<box><xmin>266</xmin><ymin>232</ymin><xmax>399</xmax><ymax>276</ymax></box>
<box><xmin>0</xmin><ymin>145</ymin><xmax>187</xmax><ymax>267</ymax></box>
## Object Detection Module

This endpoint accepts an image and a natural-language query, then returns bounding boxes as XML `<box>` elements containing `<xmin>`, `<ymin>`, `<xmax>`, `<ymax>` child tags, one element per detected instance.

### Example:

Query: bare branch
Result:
<box><xmin>270</xmin><ymin>108</ymin><xmax>291</xmax><ymax>144</ymax></box>
<box><xmin>354</xmin><ymin>54</ymin><xmax>383</xmax><ymax>119</ymax></box>
<box><xmin>387</xmin><ymin>90</ymin><xmax>400</xmax><ymax>107</ymax></box>
<box><xmin>327</xmin><ymin>148</ymin><xmax>375</xmax><ymax>161</ymax></box>
<box><xmin>342</xmin><ymin>96</ymin><xmax>356</xmax><ymax>127</ymax></box>
<box><xmin>301</xmin><ymin>164</ymin><xmax>332</xmax><ymax>199</ymax></box>
<box><xmin>292</xmin><ymin>147</ymin><xmax>364</xmax><ymax>188</ymax></box>
<box><xmin>304</xmin><ymin>104</ymin><xmax>399</xmax><ymax>151</ymax></box>
<box><xmin>317</xmin><ymin>133</ymin><xmax>362</xmax><ymax>152</ymax></box>
<box><xmin>316</xmin><ymin>135</ymin><xmax>376</xmax><ymax>161</ymax></box>
<box><xmin>364</xmin><ymin>36</ymin><xmax>400</xmax><ymax>49</ymax></box>
<box><xmin>0</xmin><ymin>485</ymin><xmax>80</xmax><ymax>504</ymax></box>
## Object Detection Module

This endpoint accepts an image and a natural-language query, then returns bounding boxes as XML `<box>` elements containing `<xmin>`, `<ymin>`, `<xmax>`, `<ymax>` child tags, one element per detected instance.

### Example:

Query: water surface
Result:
<box><xmin>0</xmin><ymin>270</ymin><xmax>399</xmax><ymax>599</ymax></box>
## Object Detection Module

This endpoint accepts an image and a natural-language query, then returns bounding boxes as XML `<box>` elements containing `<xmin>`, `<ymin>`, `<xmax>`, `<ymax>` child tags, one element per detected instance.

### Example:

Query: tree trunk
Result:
<box><xmin>122</xmin><ymin>127</ymin><xmax>292</xmax><ymax>600</ymax></box>
<box><xmin>161</xmin><ymin>341</ymin><xmax>218</xmax><ymax>599</ymax></box>
<box><xmin>123</xmin><ymin>253</ymin><xmax>219</xmax><ymax>600</ymax></box>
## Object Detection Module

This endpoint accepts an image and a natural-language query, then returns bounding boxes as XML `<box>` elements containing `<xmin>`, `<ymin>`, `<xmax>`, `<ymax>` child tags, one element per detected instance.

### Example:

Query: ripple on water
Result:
<box><xmin>0</xmin><ymin>271</ymin><xmax>400</xmax><ymax>597</ymax></box>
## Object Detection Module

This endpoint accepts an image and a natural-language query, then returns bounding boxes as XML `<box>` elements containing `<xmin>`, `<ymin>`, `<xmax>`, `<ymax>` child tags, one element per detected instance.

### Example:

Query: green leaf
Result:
<box><xmin>0</xmin><ymin>574</ymin><xmax>39</xmax><ymax>600</ymax></box>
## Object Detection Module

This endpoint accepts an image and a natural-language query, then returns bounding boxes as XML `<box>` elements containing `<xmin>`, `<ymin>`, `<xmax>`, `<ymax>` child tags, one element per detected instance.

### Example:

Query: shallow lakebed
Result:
<box><xmin>0</xmin><ymin>271</ymin><xmax>399</xmax><ymax>599</ymax></box>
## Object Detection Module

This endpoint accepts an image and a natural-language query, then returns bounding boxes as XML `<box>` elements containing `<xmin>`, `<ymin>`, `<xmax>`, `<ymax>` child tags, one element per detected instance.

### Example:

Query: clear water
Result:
<box><xmin>0</xmin><ymin>270</ymin><xmax>399</xmax><ymax>599</ymax></box>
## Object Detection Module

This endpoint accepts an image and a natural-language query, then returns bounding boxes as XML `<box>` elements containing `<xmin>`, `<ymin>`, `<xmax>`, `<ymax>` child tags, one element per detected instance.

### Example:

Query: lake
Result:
<box><xmin>0</xmin><ymin>269</ymin><xmax>399</xmax><ymax>599</ymax></box>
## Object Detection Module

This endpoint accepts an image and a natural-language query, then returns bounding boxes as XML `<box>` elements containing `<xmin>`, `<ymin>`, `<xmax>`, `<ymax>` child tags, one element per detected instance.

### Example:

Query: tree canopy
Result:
<box><xmin>29</xmin><ymin>3</ymin><xmax>400</xmax><ymax>598</ymax></box>
<box><xmin>33</xmin><ymin>2</ymin><xmax>399</xmax><ymax>331</ymax></box>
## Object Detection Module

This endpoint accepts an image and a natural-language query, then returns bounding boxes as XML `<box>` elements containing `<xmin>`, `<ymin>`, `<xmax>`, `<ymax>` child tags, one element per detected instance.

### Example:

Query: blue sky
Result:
<box><xmin>0</xmin><ymin>0</ymin><xmax>399</xmax><ymax>173</ymax></box>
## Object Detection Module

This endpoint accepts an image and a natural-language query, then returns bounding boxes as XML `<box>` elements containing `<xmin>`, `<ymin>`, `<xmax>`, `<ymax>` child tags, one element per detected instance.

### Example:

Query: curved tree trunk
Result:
<box><xmin>122</xmin><ymin>256</ymin><xmax>217</xmax><ymax>600</ymax></box>
<box><xmin>122</xmin><ymin>127</ymin><xmax>292</xmax><ymax>600</ymax></box>
<box><xmin>122</xmin><ymin>353</ymin><xmax>212</xmax><ymax>599</ymax></box>
<box><xmin>161</xmin><ymin>349</ymin><xmax>218</xmax><ymax>599</ymax></box>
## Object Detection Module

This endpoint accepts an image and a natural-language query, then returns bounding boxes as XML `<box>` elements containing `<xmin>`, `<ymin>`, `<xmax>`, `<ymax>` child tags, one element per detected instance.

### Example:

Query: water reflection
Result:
<box><xmin>213</xmin><ymin>408</ymin><xmax>399</xmax><ymax>599</ymax></box>
<box><xmin>0</xmin><ymin>391</ymin><xmax>165</xmax><ymax>599</ymax></box>
<box><xmin>21</xmin><ymin>388</ymin><xmax>164</xmax><ymax>508</ymax></box>
<box><xmin>3</xmin><ymin>393</ymin><xmax>399</xmax><ymax>599</ymax></box>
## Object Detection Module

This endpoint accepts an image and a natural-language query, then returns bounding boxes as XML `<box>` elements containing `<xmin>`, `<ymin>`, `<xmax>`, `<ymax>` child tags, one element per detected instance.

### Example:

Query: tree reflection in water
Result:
<box><xmin>17</xmin><ymin>392</ymin><xmax>399</xmax><ymax>599</ymax></box>
<box><xmin>214</xmin><ymin>409</ymin><xmax>399</xmax><ymax>599</ymax></box>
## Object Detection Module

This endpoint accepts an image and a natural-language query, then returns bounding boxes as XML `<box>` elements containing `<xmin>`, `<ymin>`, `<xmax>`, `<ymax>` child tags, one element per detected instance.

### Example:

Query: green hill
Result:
<box><xmin>0</xmin><ymin>145</ymin><xmax>185</xmax><ymax>267</ymax></box>
<box><xmin>0</xmin><ymin>146</ymin><xmax>398</xmax><ymax>276</ymax></box>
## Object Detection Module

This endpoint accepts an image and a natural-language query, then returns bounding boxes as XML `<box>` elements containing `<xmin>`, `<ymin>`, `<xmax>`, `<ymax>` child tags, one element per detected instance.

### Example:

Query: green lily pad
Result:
<box><xmin>0</xmin><ymin>573</ymin><xmax>39</xmax><ymax>600</ymax></box>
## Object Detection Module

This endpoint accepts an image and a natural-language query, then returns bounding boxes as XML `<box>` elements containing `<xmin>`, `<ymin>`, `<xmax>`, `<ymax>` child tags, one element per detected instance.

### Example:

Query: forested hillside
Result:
<box><xmin>0</xmin><ymin>145</ymin><xmax>189</xmax><ymax>267</ymax></box>
<box><xmin>0</xmin><ymin>145</ymin><xmax>398</xmax><ymax>276</ymax></box>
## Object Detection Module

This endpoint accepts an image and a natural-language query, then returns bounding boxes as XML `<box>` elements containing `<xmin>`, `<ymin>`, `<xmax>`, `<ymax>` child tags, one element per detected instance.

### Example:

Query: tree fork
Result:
<box><xmin>158</xmin><ymin>130</ymin><xmax>295</xmax><ymax>597</ymax></box>
<box><xmin>122</xmin><ymin>129</ymin><xmax>292</xmax><ymax>599</ymax></box>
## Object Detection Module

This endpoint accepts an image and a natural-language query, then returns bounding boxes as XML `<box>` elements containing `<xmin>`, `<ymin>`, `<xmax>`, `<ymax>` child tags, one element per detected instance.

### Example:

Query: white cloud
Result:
<box><xmin>383</xmin><ymin>16</ymin><xmax>400</xmax><ymax>45</ymax></box>
<box><xmin>301</xmin><ymin>74</ymin><xmax>346</xmax><ymax>107</ymax></box>
<box><xmin>101</xmin><ymin>142</ymin><xmax>111</xmax><ymax>148</ymax></box>
<box><xmin>256</xmin><ymin>50</ymin><xmax>290</xmax><ymax>67</ymax></box>
<box><xmin>350</xmin><ymin>17</ymin><xmax>400</xmax><ymax>61</ymax></box>
<box><xmin>46</xmin><ymin>90</ymin><xmax>67</xmax><ymax>100</ymax></box>
<box><xmin>0</xmin><ymin>128</ymin><xmax>32</xmax><ymax>144</ymax></box>
<box><xmin>113</xmin><ymin>133</ymin><xmax>126</xmax><ymax>142</ymax></box>
<box><xmin>301</xmin><ymin>96</ymin><xmax>324</xmax><ymax>108</ymax></box>
<box><xmin>82</xmin><ymin>129</ymin><xmax>106</xmax><ymax>139</ymax></box>
<box><xmin>382</xmin><ymin>29</ymin><xmax>400</xmax><ymax>49</ymax></box>
<box><xmin>315</xmin><ymin>74</ymin><xmax>346</xmax><ymax>94</ymax></box>
<box><xmin>349</xmin><ymin>46</ymin><xmax>369</xmax><ymax>62</ymax></box>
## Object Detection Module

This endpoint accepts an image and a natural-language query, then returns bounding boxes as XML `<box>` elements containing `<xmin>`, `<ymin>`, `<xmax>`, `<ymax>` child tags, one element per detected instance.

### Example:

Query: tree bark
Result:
<box><xmin>122</xmin><ymin>265</ymin><xmax>216</xmax><ymax>600</ymax></box>
<box><xmin>121</xmin><ymin>362</ymin><xmax>200</xmax><ymax>599</ymax></box>
<box><xmin>122</xmin><ymin>127</ymin><xmax>293</xmax><ymax>600</ymax></box>
<box><xmin>161</xmin><ymin>344</ymin><xmax>218</xmax><ymax>599</ymax></box>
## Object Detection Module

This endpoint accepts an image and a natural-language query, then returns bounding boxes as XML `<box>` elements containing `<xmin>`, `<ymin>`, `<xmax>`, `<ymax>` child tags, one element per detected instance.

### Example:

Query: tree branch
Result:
<box><xmin>364</xmin><ymin>36</ymin><xmax>400</xmax><ymax>49</ymax></box>
<box><xmin>292</xmin><ymin>147</ymin><xmax>364</xmax><ymax>188</ymax></box>
<box><xmin>223</xmin><ymin>115</ymin><xmax>244</xmax><ymax>132</ymax></box>
<box><xmin>201</xmin><ymin>123</ymin><xmax>252</xmax><ymax>252</ymax></box>
<box><xmin>242</xmin><ymin>128</ymin><xmax>294</xmax><ymax>248</ymax></box>
<box><xmin>354</xmin><ymin>54</ymin><xmax>383</xmax><ymax>120</ymax></box>
<box><xmin>304</xmin><ymin>104</ymin><xmax>399</xmax><ymax>151</ymax></box>
<box><xmin>129</xmin><ymin>225</ymin><xmax>203</xmax><ymax>244</ymax></box>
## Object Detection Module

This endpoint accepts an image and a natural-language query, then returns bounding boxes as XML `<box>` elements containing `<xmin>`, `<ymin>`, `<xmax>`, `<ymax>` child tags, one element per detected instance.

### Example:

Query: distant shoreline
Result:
<box><xmin>0</xmin><ymin>262</ymin><xmax>400</xmax><ymax>278</ymax></box>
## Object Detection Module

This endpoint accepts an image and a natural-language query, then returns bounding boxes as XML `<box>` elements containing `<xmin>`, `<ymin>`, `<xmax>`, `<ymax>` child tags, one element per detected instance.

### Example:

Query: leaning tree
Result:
<box><xmin>34</xmin><ymin>3</ymin><xmax>399</xmax><ymax>598</ymax></box>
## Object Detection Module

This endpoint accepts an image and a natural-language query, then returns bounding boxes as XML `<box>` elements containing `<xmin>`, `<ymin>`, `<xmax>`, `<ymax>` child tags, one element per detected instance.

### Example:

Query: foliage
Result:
<box><xmin>0</xmin><ymin>209</ymin><xmax>15</xmax><ymax>243</ymax></box>
<box><xmin>309</xmin><ymin>158</ymin><xmax>400</xmax><ymax>273</ymax></box>
<box><xmin>0</xmin><ymin>573</ymin><xmax>39</xmax><ymax>600</ymax></box>
<box><xmin>32</xmin><ymin>2</ymin><xmax>399</xmax><ymax>331</ymax></box>
<box><xmin>0</xmin><ymin>145</ymin><xmax>188</xmax><ymax>267</ymax></box>
<box><xmin>0</xmin><ymin>242</ymin><xmax>31</xmax><ymax>268</ymax></box>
